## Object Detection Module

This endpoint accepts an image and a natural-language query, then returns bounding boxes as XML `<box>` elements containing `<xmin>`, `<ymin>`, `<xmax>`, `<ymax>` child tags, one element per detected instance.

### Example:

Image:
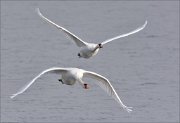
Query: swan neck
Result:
<box><xmin>93</xmin><ymin>45</ymin><xmax>99</xmax><ymax>51</ymax></box>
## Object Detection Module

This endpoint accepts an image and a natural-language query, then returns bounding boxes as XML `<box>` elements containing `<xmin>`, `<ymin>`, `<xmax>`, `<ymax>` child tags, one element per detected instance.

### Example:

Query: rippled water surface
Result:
<box><xmin>1</xmin><ymin>1</ymin><xmax>179</xmax><ymax>122</ymax></box>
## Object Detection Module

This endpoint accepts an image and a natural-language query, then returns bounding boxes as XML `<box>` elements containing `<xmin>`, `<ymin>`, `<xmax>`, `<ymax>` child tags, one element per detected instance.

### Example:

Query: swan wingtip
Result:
<box><xmin>144</xmin><ymin>20</ymin><xmax>148</xmax><ymax>26</ymax></box>
<box><xmin>123</xmin><ymin>106</ymin><xmax>133</xmax><ymax>113</ymax></box>
<box><xmin>36</xmin><ymin>8</ymin><xmax>41</xmax><ymax>14</ymax></box>
<box><xmin>10</xmin><ymin>94</ymin><xmax>17</xmax><ymax>99</ymax></box>
<box><xmin>10</xmin><ymin>96</ymin><xmax>14</xmax><ymax>99</ymax></box>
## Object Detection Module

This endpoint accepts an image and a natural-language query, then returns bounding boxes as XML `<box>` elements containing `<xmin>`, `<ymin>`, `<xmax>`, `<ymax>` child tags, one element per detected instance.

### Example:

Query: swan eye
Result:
<box><xmin>78</xmin><ymin>53</ymin><xmax>81</xmax><ymax>57</ymax></box>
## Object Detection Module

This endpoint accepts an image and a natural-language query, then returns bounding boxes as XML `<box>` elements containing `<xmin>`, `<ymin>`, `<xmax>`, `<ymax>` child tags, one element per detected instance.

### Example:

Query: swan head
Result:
<box><xmin>98</xmin><ymin>43</ymin><xmax>103</xmax><ymax>48</ymax></box>
<box><xmin>83</xmin><ymin>83</ymin><xmax>90</xmax><ymax>89</ymax></box>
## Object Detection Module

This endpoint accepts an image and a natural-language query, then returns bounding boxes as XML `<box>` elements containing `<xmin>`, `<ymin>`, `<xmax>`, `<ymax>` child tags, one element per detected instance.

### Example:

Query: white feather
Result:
<box><xmin>36</xmin><ymin>8</ymin><xmax>88</xmax><ymax>47</ymax></box>
<box><xmin>101</xmin><ymin>21</ymin><xmax>147</xmax><ymax>45</ymax></box>
<box><xmin>36</xmin><ymin>8</ymin><xmax>147</xmax><ymax>59</ymax></box>
<box><xmin>10</xmin><ymin>67</ymin><xmax>68</xmax><ymax>99</ymax></box>
<box><xmin>10</xmin><ymin>67</ymin><xmax>132</xmax><ymax>113</ymax></box>
<box><xmin>83</xmin><ymin>70</ymin><xmax>132</xmax><ymax>112</ymax></box>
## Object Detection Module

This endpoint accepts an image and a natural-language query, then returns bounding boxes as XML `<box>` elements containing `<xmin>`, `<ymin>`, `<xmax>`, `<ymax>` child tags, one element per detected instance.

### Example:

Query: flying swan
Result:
<box><xmin>10</xmin><ymin>67</ymin><xmax>132</xmax><ymax>113</ymax></box>
<box><xmin>36</xmin><ymin>8</ymin><xmax>147</xmax><ymax>59</ymax></box>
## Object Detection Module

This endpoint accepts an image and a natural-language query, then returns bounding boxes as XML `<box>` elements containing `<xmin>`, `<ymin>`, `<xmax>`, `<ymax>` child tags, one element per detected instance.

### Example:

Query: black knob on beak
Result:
<box><xmin>98</xmin><ymin>43</ymin><xmax>103</xmax><ymax>48</ymax></box>
<box><xmin>78</xmin><ymin>53</ymin><xmax>81</xmax><ymax>58</ymax></box>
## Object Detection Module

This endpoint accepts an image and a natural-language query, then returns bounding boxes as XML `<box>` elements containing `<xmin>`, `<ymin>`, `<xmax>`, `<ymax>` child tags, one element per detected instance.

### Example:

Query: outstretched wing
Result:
<box><xmin>101</xmin><ymin>21</ymin><xmax>147</xmax><ymax>45</ymax></box>
<box><xmin>10</xmin><ymin>67</ymin><xmax>68</xmax><ymax>99</ymax></box>
<box><xmin>83</xmin><ymin>70</ymin><xmax>132</xmax><ymax>113</ymax></box>
<box><xmin>36</xmin><ymin>8</ymin><xmax>88</xmax><ymax>47</ymax></box>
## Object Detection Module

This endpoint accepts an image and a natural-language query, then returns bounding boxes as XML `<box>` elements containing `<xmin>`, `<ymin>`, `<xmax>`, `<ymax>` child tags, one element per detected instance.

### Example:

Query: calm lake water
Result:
<box><xmin>1</xmin><ymin>1</ymin><xmax>179</xmax><ymax>122</ymax></box>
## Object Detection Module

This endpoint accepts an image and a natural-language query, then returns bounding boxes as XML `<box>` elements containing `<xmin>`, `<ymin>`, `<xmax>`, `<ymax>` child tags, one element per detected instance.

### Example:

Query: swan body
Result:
<box><xmin>61</xmin><ymin>68</ymin><xmax>84</xmax><ymax>85</ymax></box>
<box><xmin>79</xmin><ymin>43</ymin><xmax>100</xmax><ymax>58</ymax></box>
<box><xmin>10</xmin><ymin>67</ymin><xmax>132</xmax><ymax>113</ymax></box>
<box><xmin>36</xmin><ymin>8</ymin><xmax>147</xmax><ymax>59</ymax></box>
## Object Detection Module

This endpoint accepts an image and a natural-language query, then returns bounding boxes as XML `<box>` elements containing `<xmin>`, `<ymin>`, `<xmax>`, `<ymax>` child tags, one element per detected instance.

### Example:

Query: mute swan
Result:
<box><xmin>36</xmin><ymin>8</ymin><xmax>147</xmax><ymax>59</ymax></box>
<box><xmin>10</xmin><ymin>67</ymin><xmax>132</xmax><ymax>113</ymax></box>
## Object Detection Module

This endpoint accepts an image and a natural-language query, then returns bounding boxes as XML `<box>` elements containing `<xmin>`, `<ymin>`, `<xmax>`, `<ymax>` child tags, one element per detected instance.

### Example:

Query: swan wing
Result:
<box><xmin>36</xmin><ymin>8</ymin><xmax>88</xmax><ymax>47</ymax></box>
<box><xmin>83</xmin><ymin>71</ymin><xmax>132</xmax><ymax>112</ymax></box>
<box><xmin>101</xmin><ymin>21</ymin><xmax>147</xmax><ymax>45</ymax></box>
<box><xmin>10</xmin><ymin>67</ymin><xmax>68</xmax><ymax>99</ymax></box>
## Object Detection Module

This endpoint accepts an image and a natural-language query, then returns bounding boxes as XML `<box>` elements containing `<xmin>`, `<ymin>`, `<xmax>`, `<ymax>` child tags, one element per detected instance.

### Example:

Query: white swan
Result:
<box><xmin>10</xmin><ymin>67</ymin><xmax>132</xmax><ymax>113</ymax></box>
<box><xmin>36</xmin><ymin>8</ymin><xmax>147</xmax><ymax>59</ymax></box>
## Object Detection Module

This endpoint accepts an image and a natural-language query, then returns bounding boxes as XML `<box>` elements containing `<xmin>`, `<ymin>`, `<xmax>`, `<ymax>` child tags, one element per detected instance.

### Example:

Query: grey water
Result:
<box><xmin>1</xmin><ymin>1</ymin><xmax>179</xmax><ymax>122</ymax></box>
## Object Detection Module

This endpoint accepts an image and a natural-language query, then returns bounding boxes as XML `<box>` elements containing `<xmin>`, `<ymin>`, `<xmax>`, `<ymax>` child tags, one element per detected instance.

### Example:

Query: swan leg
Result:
<box><xmin>58</xmin><ymin>79</ymin><xmax>64</xmax><ymax>84</ymax></box>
